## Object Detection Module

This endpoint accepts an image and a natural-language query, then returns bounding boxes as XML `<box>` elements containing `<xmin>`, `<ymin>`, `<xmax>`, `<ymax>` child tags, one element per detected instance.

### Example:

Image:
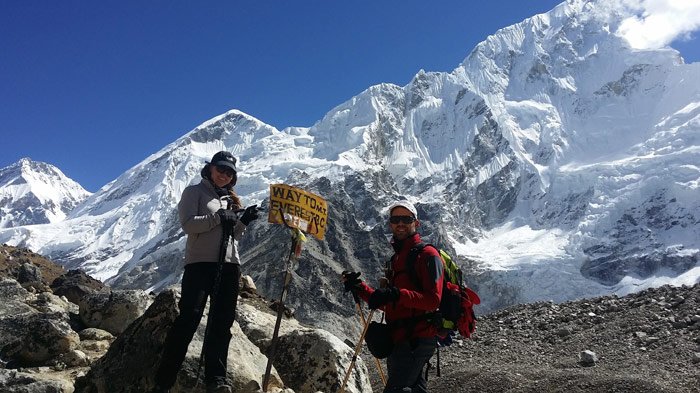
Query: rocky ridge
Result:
<box><xmin>0</xmin><ymin>244</ymin><xmax>67</xmax><ymax>293</ymax></box>
<box><xmin>0</xmin><ymin>245</ymin><xmax>372</xmax><ymax>393</ymax></box>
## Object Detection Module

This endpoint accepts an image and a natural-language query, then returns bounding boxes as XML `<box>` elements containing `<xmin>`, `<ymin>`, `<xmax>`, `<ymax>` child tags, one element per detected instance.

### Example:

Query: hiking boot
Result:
<box><xmin>206</xmin><ymin>383</ymin><xmax>232</xmax><ymax>393</ymax></box>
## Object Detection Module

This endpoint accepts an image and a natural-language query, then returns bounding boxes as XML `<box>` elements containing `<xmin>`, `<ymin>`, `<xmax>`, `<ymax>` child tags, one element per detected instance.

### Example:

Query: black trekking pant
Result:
<box><xmin>154</xmin><ymin>262</ymin><xmax>240</xmax><ymax>388</ymax></box>
<box><xmin>383</xmin><ymin>337</ymin><xmax>436</xmax><ymax>393</ymax></box>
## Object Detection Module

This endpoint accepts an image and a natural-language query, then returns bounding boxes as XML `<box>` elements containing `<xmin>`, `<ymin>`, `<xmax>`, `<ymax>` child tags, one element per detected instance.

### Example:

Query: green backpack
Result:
<box><xmin>406</xmin><ymin>243</ymin><xmax>480</xmax><ymax>338</ymax></box>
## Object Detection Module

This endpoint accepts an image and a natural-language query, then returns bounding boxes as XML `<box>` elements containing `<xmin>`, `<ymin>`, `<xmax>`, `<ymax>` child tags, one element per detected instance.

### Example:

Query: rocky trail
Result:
<box><xmin>363</xmin><ymin>283</ymin><xmax>699</xmax><ymax>392</ymax></box>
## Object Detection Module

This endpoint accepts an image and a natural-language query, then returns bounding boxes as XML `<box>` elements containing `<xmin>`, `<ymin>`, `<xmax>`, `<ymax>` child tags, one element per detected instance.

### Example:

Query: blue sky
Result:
<box><xmin>2</xmin><ymin>1</ymin><xmax>699</xmax><ymax>192</ymax></box>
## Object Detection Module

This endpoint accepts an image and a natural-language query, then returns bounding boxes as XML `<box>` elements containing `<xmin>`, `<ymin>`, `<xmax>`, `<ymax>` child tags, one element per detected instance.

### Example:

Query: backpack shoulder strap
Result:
<box><xmin>406</xmin><ymin>242</ymin><xmax>439</xmax><ymax>291</ymax></box>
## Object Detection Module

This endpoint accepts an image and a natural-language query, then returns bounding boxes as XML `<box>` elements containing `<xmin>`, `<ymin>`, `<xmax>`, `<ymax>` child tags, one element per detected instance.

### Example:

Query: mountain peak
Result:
<box><xmin>0</xmin><ymin>158</ymin><xmax>91</xmax><ymax>228</ymax></box>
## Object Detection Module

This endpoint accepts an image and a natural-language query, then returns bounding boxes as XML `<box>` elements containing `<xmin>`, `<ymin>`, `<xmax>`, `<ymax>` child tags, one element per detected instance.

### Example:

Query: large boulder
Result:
<box><xmin>237</xmin><ymin>302</ymin><xmax>371</xmax><ymax>393</ymax></box>
<box><xmin>0</xmin><ymin>310</ymin><xmax>80</xmax><ymax>366</ymax></box>
<box><xmin>172</xmin><ymin>322</ymin><xmax>288</xmax><ymax>393</ymax></box>
<box><xmin>0</xmin><ymin>278</ymin><xmax>80</xmax><ymax>367</ymax></box>
<box><xmin>0</xmin><ymin>279</ymin><xmax>37</xmax><ymax>364</ymax></box>
<box><xmin>0</xmin><ymin>278</ymin><xmax>35</xmax><ymax>316</ymax></box>
<box><xmin>74</xmin><ymin>289</ymin><xmax>288</xmax><ymax>393</ymax></box>
<box><xmin>79</xmin><ymin>289</ymin><xmax>153</xmax><ymax>335</ymax></box>
<box><xmin>17</xmin><ymin>262</ymin><xmax>52</xmax><ymax>293</ymax></box>
<box><xmin>77</xmin><ymin>328</ymin><xmax>115</xmax><ymax>366</ymax></box>
<box><xmin>275</xmin><ymin>329</ymin><xmax>372</xmax><ymax>393</ymax></box>
<box><xmin>17</xmin><ymin>261</ymin><xmax>42</xmax><ymax>283</ymax></box>
<box><xmin>236</xmin><ymin>302</ymin><xmax>305</xmax><ymax>348</ymax></box>
<box><xmin>50</xmin><ymin>269</ymin><xmax>108</xmax><ymax>305</ymax></box>
<box><xmin>27</xmin><ymin>291</ymin><xmax>79</xmax><ymax>315</ymax></box>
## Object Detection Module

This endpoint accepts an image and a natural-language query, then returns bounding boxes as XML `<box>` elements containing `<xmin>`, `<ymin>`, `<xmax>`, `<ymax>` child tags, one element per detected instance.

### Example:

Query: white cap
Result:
<box><xmin>387</xmin><ymin>200</ymin><xmax>418</xmax><ymax>218</ymax></box>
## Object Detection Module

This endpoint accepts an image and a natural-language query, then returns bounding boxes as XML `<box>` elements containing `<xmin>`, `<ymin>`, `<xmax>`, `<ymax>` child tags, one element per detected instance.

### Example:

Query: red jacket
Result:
<box><xmin>359</xmin><ymin>233</ymin><xmax>444</xmax><ymax>342</ymax></box>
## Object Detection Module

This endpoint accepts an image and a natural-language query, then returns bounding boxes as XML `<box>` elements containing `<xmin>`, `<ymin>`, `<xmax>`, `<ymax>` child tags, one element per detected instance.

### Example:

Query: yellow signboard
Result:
<box><xmin>268</xmin><ymin>184</ymin><xmax>328</xmax><ymax>240</ymax></box>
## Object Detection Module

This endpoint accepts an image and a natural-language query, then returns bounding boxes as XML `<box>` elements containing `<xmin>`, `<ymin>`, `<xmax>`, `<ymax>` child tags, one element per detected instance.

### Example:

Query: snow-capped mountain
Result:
<box><xmin>0</xmin><ymin>0</ymin><xmax>698</xmax><ymax>339</ymax></box>
<box><xmin>0</xmin><ymin>158</ymin><xmax>91</xmax><ymax>228</ymax></box>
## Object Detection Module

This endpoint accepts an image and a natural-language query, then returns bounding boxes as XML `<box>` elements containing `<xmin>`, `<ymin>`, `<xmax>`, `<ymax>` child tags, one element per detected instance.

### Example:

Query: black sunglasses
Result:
<box><xmin>215</xmin><ymin>165</ymin><xmax>236</xmax><ymax>177</ymax></box>
<box><xmin>389</xmin><ymin>216</ymin><xmax>415</xmax><ymax>224</ymax></box>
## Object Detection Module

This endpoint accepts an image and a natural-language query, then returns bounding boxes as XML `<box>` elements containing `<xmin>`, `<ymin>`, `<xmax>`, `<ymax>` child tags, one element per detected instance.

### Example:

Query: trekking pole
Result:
<box><xmin>262</xmin><ymin>209</ymin><xmax>304</xmax><ymax>392</ymax></box>
<box><xmin>436</xmin><ymin>345</ymin><xmax>441</xmax><ymax>377</ymax></box>
<box><xmin>352</xmin><ymin>292</ymin><xmax>386</xmax><ymax>386</ymax></box>
<box><xmin>338</xmin><ymin>308</ymin><xmax>376</xmax><ymax>393</ymax></box>
<box><xmin>195</xmin><ymin>198</ymin><xmax>242</xmax><ymax>387</ymax></box>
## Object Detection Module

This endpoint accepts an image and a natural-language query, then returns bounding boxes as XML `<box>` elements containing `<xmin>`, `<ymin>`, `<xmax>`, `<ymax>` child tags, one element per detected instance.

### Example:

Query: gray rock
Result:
<box><xmin>79</xmin><ymin>289</ymin><xmax>153</xmax><ymax>335</ymax></box>
<box><xmin>0</xmin><ymin>278</ymin><xmax>35</xmax><ymax>316</ymax></box>
<box><xmin>173</xmin><ymin>321</ymin><xmax>286</xmax><ymax>393</ymax></box>
<box><xmin>274</xmin><ymin>329</ymin><xmax>372</xmax><ymax>393</ymax></box>
<box><xmin>27</xmin><ymin>291</ymin><xmax>79</xmax><ymax>314</ymax></box>
<box><xmin>0</xmin><ymin>311</ymin><xmax>79</xmax><ymax>366</ymax></box>
<box><xmin>78</xmin><ymin>328</ymin><xmax>114</xmax><ymax>341</ymax></box>
<box><xmin>236</xmin><ymin>302</ymin><xmax>304</xmax><ymax>349</ymax></box>
<box><xmin>241</xmin><ymin>275</ymin><xmax>257</xmax><ymax>292</ymax></box>
<box><xmin>57</xmin><ymin>349</ymin><xmax>91</xmax><ymax>367</ymax></box>
<box><xmin>50</xmin><ymin>270</ymin><xmax>108</xmax><ymax>305</ymax></box>
<box><xmin>578</xmin><ymin>350</ymin><xmax>598</xmax><ymax>366</ymax></box>
<box><xmin>79</xmin><ymin>340</ymin><xmax>111</xmax><ymax>353</ymax></box>
<box><xmin>238</xmin><ymin>302</ymin><xmax>371</xmax><ymax>393</ymax></box>
<box><xmin>0</xmin><ymin>369</ymin><xmax>74</xmax><ymax>393</ymax></box>
<box><xmin>672</xmin><ymin>320</ymin><xmax>688</xmax><ymax>329</ymax></box>
<box><xmin>74</xmin><ymin>289</ymin><xmax>179</xmax><ymax>393</ymax></box>
<box><xmin>556</xmin><ymin>327</ymin><xmax>571</xmax><ymax>337</ymax></box>
<box><xmin>18</xmin><ymin>262</ymin><xmax>42</xmax><ymax>283</ymax></box>
<box><xmin>74</xmin><ymin>289</ymin><xmax>287</xmax><ymax>393</ymax></box>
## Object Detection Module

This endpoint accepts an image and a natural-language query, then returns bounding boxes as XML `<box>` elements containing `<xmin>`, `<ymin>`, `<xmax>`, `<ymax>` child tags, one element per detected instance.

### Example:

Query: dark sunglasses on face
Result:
<box><xmin>215</xmin><ymin>165</ymin><xmax>236</xmax><ymax>177</ymax></box>
<box><xmin>389</xmin><ymin>215</ymin><xmax>415</xmax><ymax>224</ymax></box>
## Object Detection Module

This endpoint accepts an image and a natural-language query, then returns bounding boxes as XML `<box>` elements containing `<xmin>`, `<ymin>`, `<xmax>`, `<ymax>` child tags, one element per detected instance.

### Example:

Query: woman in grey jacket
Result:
<box><xmin>153</xmin><ymin>151</ymin><xmax>259</xmax><ymax>393</ymax></box>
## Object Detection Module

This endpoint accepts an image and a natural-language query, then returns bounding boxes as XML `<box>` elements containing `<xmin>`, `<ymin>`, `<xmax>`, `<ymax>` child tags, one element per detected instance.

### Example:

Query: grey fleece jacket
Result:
<box><xmin>177</xmin><ymin>178</ymin><xmax>246</xmax><ymax>265</ymax></box>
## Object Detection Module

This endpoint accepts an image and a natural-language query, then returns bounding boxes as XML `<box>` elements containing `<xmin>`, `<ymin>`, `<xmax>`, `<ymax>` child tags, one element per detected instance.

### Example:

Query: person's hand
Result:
<box><xmin>217</xmin><ymin>208</ymin><xmax>238</xmax><ymax>228</ymax></box>
<box><xmin>240</xmin><ymin>205</ymin><xmax>260</xmax><ymax>226</ymax></box>
<box><xmin>341</xmin><ymin>271</ymin><xmax>363</xmax><ymax>293</ymax></box>
<box><xmin>368</xmin><ymin>287</ymin><xmax>400</xmax><ymax>309</ymax></box>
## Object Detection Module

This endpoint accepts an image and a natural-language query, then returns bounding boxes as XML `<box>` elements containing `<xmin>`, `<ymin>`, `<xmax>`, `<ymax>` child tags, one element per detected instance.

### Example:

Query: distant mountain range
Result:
<box><xmin>1</xmin><ymin>0</ymin><xmax>698</xmax><ymax>339</ymax></box>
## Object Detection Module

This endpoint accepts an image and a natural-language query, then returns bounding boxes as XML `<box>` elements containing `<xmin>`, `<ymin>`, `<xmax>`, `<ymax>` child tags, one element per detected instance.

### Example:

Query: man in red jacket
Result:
<box><xmin>344</xmin><ymin>200</ymin><xmax>444</xmax><ymax>392</ymax></box>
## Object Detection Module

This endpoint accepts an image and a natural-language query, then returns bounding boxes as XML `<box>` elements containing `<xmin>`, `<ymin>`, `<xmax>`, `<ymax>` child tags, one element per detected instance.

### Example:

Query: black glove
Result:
<box><xmin>217</xmin><ymin>208</ymin><xmax>238</xmax><ymax>228</ymax></box>
<box><xmin>341</xmin><ymin>271</ymin><xmax>363</xmax><ymax>293</ymax></box>
<box><xmin>240</xmin><ymin>205</ymin><xmax>260</xmax><ymax>226</ymax></box>
<box><xmin>368</xmin><ymin>287</ymin><xmax>400</xmax><ymax>309</ymax></box>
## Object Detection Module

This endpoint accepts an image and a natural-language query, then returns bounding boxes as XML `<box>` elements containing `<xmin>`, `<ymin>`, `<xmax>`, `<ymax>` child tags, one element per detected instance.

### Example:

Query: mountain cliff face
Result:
<box><xmin>0</xmin><ymin>0</ymin><xmax>698</xmax><ymax>339</ymax></box>
<box><xmin>0</xmin><ymin>158</ymin><xmax>90</xmax><ymax>228</ymax></box>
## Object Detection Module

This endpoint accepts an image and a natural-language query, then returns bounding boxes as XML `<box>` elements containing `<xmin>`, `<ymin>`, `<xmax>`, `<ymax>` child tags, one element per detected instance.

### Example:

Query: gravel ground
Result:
<box><xmin>364</xmin><ymin>283</ymin><xmax>700</xmax><ymax>392</ymax></box>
